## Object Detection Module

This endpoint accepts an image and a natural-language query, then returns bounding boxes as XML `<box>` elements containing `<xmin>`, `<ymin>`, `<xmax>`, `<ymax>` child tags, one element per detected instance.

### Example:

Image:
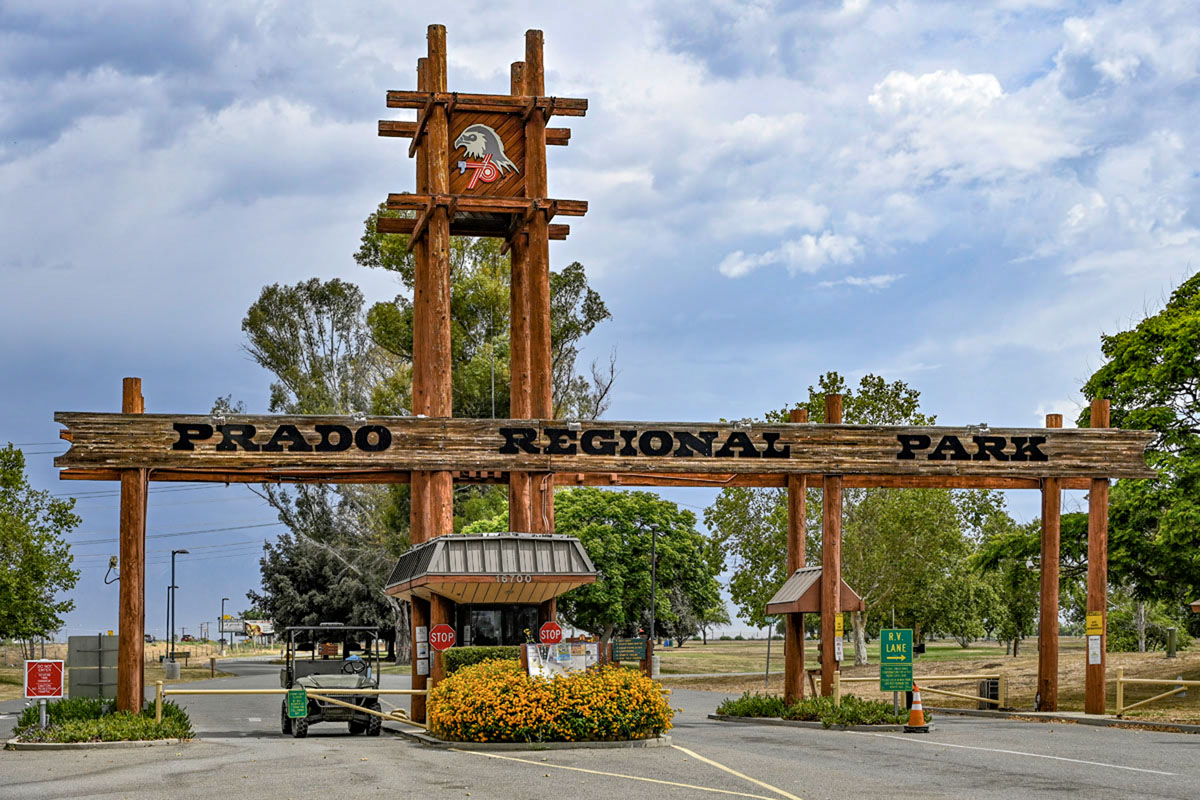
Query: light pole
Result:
<box><xmin>649</xmin><ymin>527</ymin><xmax>658</xmax><ymax>644</ymax></box>
<box><xmin>170</xmin><ymin>549</ymin><xmax>189</xmax><ymax>661</ymax></box>
<box><xmin>220</xmin><ymin>597</ymin><xmax>230</xmax><ymax>655</ymax></box>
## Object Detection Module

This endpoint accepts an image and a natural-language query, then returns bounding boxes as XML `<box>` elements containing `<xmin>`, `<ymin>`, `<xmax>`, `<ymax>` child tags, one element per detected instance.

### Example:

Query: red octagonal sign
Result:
<box><xmin>429</xmin><ymin>624</ymin><xmax>456</xmax><ymax>651</ymax></box>
<box><xmin>539</xmin><ymin>622</ymin><xmax>564</xmax><ymax>645</ymax></box>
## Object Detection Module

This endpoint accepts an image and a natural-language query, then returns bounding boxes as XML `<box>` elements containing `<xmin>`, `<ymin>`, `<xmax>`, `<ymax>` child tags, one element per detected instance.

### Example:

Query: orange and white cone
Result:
<box><xmin>905</xmin><ymin>683</ymin><xmax>930</xmax><ymax>733</ymax></box>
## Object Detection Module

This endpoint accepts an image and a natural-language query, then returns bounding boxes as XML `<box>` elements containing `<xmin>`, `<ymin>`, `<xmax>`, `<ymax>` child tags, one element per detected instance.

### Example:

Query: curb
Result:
<box><xmin>708</xmin><ymin>714</ymin><xmax>909</xmax><ymax>732</ymax></box>
<box><xmin>927</xmin><ymin>706</ymin><xmax>1200</xmax><ymax>735</ymax></box>
<box><xmin>390</xmin><ymin>728</ymin><xmax>672</xmax><ymax>750</ymax></box>
<box><xmin>5</xmin><ymin>738</ymin><xmax>186</xmax><ymax>751</ymax></box>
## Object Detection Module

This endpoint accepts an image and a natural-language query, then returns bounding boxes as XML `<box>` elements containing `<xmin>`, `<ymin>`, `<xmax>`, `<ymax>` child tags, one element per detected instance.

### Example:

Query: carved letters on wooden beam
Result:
<box><xmin>55</xmin><ymin>414</ymin><xmax>1155</xmax><ymax>479</ymax></box>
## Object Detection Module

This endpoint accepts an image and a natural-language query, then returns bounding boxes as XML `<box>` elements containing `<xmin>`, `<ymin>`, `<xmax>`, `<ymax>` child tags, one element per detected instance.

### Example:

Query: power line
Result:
<box><xmin>66</xmin><ymin>521</ymin><xmax>283</xmax><ymax>547</ymax></box>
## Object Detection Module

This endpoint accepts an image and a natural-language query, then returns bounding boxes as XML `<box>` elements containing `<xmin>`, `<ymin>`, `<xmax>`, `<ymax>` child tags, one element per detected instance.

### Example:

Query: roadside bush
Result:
<box><xmin>428</xmin><ymin>660</ymin><xmax>673</xmax><ymax>743</ymax></box>
<box><xmin>443</xmin><ymin>645</ymin><xmax>521</xmax><ymax>675</ymax></box>
<box><xmin>717</xmin><ymin>691</ymin><xmax>910</xmax><ymax>729</ymax></box>
<box><xmin>715</xmin><ymin>692</ymin><xmax>788</xmax><ymax>718</ymax></box>
<box><xmin>14</xmin><ymin>698</ymin><xmax>193</xmax><ymax>743</ymax></box>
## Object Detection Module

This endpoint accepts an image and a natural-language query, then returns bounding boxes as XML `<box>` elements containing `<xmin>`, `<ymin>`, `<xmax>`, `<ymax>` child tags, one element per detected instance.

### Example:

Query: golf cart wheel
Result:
<box><xmin>292</xmin><ymin>715</ymin><xmax>309</xmax><ymax>738</ymax></box>
<box><xmin>365</xmin><ymin>701</ymin><xmax>382</xmax><ymax>737</ymax></box>
<box><xmin>348</xmin><ymin>719</ymin><xmax>367</xmax><ymax>735</ymax></box>
<box><xmin>280</xmin><ymin>699</ymin><xmax>293</xmax><ymax>734</ymax></box>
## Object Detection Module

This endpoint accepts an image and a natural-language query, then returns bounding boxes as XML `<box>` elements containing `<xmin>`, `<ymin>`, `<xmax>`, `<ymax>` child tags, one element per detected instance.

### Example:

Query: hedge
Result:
<box><xmin>716</xmin><ymin>691</ymin><xmax>912</xmax><ymax>728</ymax></box>
<box><xmin>14</xmin><ymin>697</ymin><xmax>194</xmax><ymax>743</ymax></box>
<box><xmin>428</xmin><ymin>660</ymin><xmax>673</xmax><ymax>743</ymax></box>
<box><xmin>443</xmin><ymin>645</ymin><xmax>521</xmax><ymax>675</ymax></box>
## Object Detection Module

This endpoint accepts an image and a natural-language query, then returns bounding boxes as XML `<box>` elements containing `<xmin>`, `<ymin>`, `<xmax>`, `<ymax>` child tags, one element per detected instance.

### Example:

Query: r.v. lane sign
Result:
<box><xmin>54</xmin><ymin>414</ymin><xmax>1154</xmax><ymax>479</ymax></box>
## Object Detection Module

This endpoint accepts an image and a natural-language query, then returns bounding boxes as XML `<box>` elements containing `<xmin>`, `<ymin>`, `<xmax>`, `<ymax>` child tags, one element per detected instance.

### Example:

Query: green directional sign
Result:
<box><xmin>287</xmin><ymin>687</ymin><xmax>308</xmax><ymax>719</ymax></box>
<box><xmin>880</xmin><ymin>628</ymin><xmax>913</xmax><ymax>692</ymax></box>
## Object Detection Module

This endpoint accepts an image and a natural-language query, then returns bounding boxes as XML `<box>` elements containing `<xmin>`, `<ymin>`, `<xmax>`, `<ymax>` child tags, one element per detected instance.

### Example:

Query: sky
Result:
<box><xmin>2</xmin><ymin>0</ymin><xmax>1198</xmax><ymax>639</ymax></box>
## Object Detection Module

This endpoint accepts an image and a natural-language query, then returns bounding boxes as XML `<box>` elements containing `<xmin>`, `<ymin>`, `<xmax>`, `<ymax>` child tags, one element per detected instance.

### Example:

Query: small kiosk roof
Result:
<box><xmin>765</xmin><ymin>567</ymin><xmax>865</xmax><ymax>615</ymax></box>
<box><xmin>384</xmin><ymin>533</ymin><xmax>597</xmax><ymax>605</ymax></box>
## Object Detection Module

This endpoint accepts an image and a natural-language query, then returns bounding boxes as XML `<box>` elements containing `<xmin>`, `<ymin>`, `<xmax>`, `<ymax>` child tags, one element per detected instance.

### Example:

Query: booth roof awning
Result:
<box><xmin>765</xmin><ymin>567</ymin><xmax>865</xmax><ymax>615</ymax></box>
<box><xmin>384</xmin><ymin>533</ymin><xmax>597</xmax><ymax>605</ymax></box>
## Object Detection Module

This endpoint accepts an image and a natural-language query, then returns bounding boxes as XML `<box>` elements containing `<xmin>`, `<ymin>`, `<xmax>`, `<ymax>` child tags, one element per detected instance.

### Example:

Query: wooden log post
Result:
<box><xmin>525</xmin><ymin>29</ymin><xmax>554</xmax><ymax>534</ymax></box>
<box><xmin>784</xmin><ymin>407</ymin><xmax>808</xmax><ymax>704</ymax></box>
<box><xmin>1037</xmin><ymin>413</ymin><xmax>1063</xmax><ymax>711</ymax></box>
<box><xmin>508</xmin><ymin>59</ymin><xmax>533</xmax><ymax>534</ymax></box>
<box><xmin>539</xmin><ymin>598</ymin><xmax>557</xmax><ymax>630</ymax></box>
<box><xmin>117</xmin><ymin>377</ymin><xmax>147</xmax><ymax>713</ymax></box>
<box><xmin>424</xmin><ymin>24</ymin><xmax>454</xmax><ymax>540</ymax></box>
<box><xmin>1086</xmin><ymin>398</ymin><xmax>1110</xmax><ymax>715</ymax></box>
<box><xmin>821</xmin><ymin>395</ymin><xmax>843</xmax><ymax>696</ymax></box>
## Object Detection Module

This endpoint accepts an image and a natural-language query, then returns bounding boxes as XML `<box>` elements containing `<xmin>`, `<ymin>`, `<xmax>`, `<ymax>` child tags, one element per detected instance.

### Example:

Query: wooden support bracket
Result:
<box><xmin>380</xmin><ymin>120</ymin><xmax>571</xmax><ymax>146</ymax></box>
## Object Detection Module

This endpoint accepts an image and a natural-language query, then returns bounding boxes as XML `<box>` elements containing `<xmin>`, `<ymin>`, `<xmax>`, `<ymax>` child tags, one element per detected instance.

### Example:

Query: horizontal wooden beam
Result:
<box><xmin>386</xmin><ymin>194</ymin><xmax>587</xmax><ymax>217</ymax></box>
<box><xmin>385</xmin><ymin>91</ymin><xmax>587</xmax><ymax>117</ymax></box>
<box><xmin>376</xmin><ymin>215</ymin><xmax>569</xmax><ymax>241</ymax></box>
<box><xmin>57</xmin><ymin>467</ymin><xmax>1096</xmax><ymax>491</ymax></box>
<box><xmin>54</xmin><ymin>413</ymin><xmax>1154</xmax><ymax>479</ymax></box>
<box><xmin>379</xmin><ymin>119</ymin><xmax>571</xmax><ymax>146</ymax></box>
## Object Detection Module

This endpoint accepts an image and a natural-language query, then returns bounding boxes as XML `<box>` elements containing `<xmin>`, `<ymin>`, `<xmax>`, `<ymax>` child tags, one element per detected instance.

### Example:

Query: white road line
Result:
<box><xmin>847</xmin><ymin>732</ymin><xmax>1175</xmax><ymax>776</ymax></box>
<box><xmin>247</xmin><ymin>717</ymin><xmax>262</xmax><ymax>722</ymax></box>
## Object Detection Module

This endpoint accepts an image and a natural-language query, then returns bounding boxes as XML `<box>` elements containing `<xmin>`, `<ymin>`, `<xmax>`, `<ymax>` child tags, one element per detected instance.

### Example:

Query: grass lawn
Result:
<box><xmin>657</xmin><ymin>638</ymin><xmax>1200</xmax><ymax>724</ymax></box>
<box><xmin>0</xmin><ymin>640</ymin><xmax>270</xmax><ymax>702</ymax></box>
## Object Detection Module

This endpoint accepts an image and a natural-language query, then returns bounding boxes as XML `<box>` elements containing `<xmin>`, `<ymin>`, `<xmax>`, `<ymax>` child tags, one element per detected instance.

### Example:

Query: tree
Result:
<box><xmin>0</xmin><ymin>446</ymin><xmax>80</xmax><ymax>655</ymax></box>
<box><xmin>696</xmin><ymin>601</ymin><xmax>732</xmax><ymax>645</ymax></box>
<box><xmin>705</xmin><ymin>372</ymin><xmax>965</xmax><ymax>664</ymax></box>
<box><xmin>237</xmin><ymin>210</ymin><xmax>618</xmax><ymax>664</ymax></box>
<box><xmin>356</xmin><ymin>206</ymin><xmax>615</xmax><ymax>420</ymax></box>
<box><xmin>466</xmin><ymin>489</ymin><xmax>722</xmax><ymax>647</ymax></box>
<box><xmin>973</xmin><ymin>505</ymin><xmax>1042</xmax><ymax>657</ymax></box>
<box><xmin>1080</xmin><ymin>271</ymin><xmax>1200</xmax><ymax>613</ymax></box>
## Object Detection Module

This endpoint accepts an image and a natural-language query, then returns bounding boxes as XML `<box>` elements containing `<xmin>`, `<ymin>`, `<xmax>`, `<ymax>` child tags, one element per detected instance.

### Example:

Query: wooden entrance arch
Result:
<box><xmin>55</xmin><ymin>26</ymin><xmax>1151</xmax><ymax>720</ymax></box>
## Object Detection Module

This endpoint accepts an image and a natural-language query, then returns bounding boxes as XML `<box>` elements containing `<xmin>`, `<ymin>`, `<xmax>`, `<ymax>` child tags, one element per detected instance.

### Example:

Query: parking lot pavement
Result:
<box><xmin>3</xmin><ymin>664</ymin><xmax>1199</xmax><ymax>799</ymax></box>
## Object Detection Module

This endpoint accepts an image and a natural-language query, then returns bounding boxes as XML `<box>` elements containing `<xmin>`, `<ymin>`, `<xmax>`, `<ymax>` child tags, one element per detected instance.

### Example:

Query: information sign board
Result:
<box><xmin>1088</xmin><ymin>635</ymin><xmax>1102</xmax><ymax>665</ymax></box>
<box><xmin>25</xmin><ymin>660</ymin><xmax>64</xmax><ymax>699</ymax></box>
<box><xmin>612</xmin><ymin>637</ymin><xmax>646</xmax><ymax>662</ymax></box>
<box><xmin>1085</xmin><ymin>612</ymin><xmax>1103</xmax><ymax>636</ymax></box>
<box><xmin>879</xmin><ymin>629</ymin><xmax>913</xmax><ymax>692</ymax></box>
<box><xmin>287</xmin><ymin>687</ymin><xmax>308</xmax><ymax>719</ymax></box>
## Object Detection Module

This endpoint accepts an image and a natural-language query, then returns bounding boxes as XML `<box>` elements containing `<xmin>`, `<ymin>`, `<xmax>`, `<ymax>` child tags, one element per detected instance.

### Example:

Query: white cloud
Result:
<box><xmin>718</xmin><ymin>232</ymin><xmax>864</xmax><ymax>278</ymax></box>
<box><xmin>818</xmin><ymin>273</ymin><xmax>903</xmax><ymax>290</ymax></box>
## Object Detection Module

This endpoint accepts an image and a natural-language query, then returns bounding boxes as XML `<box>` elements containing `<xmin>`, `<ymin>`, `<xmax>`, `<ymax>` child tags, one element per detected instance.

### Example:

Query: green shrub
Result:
<box><xmin>443</xmin><ymin>645</ymin><xmax>521</xmax><ymax>675</ymax></box>
<box><xmin>716</xmin><ymin>692</ymin><xmax>910</xmax><ymax>728</ymax></box>
<box><xmin>716</xmin><ymin>691</ymin><xmax>789</xmax><ymax>718</ymax></box>
<box><xmin>14</xmin><ymin>697</ymin><xmax>193</xmax><ymax>743</ymax></box>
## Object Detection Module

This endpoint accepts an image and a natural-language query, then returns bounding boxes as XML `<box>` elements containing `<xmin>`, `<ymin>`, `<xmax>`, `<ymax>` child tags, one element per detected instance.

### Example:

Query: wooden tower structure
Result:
<box><xmin>377</xmin><ymin>25</ymin><xmax>587</xmax><ymax>721</ymax></box>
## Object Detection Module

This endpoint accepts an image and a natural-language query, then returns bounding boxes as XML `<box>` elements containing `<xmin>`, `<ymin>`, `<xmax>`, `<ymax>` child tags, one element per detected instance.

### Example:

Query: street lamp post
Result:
<box><xmin>220</xmin><ymin>597</ymin><xmax>230</xmax><ymax>655</ymax></box>
<box><xmin>170</xmin><ymin>549</ymin><xmax>189</xmax><ymax>661</ymax></box>
<box><xmin>649</xmin><ymin>527</ymin><xmax>658</xmax><ymax>644</ymax></box>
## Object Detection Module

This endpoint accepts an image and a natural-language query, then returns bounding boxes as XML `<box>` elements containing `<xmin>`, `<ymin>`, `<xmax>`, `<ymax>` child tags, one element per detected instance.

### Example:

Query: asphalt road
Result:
<box><xmin>2</xmin><ymin>659</ymin><xmax>1198</xmax><ymax>799</ymax></box>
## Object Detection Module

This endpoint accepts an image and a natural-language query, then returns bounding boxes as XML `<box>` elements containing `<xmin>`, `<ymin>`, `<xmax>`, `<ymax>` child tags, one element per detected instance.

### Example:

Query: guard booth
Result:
<box><xmin>384</xmin><ymin>533</ymin><xmax>597</xmax><ymax>647</ymax></box>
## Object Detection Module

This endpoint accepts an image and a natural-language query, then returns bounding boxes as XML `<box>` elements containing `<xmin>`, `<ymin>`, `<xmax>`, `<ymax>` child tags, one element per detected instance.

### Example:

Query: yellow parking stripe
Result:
<box><xmin>449</xmin><ymin>748</ymin><xmax>779</xmax><ymax>799</ymax></box>
<box><xmin>672</xmin><ymin>744</ymin><xmax>804</xmax><ymax>800</ymax></box>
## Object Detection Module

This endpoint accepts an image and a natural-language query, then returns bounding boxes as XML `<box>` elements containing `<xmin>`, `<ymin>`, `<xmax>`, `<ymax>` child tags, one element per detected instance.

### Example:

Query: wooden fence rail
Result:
<box><xmin>833</xmin><ymin>672</ymin><xmax>1007</xmax><ymax>709</ymax></box>
<box><xmin>1116</xmin><ymin>667</ymin><xmax>1199</xmax><ymax>715</ymax></box>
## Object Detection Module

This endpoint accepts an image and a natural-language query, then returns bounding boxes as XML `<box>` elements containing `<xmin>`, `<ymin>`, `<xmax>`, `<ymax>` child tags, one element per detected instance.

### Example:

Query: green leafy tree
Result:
<box><xmin>1080</xmin><ymin>272</ymin><xmax>1200</xmax><ymax>611</ymax></box>
<box><xmin>466</xmin><ymin>489</ymin><xmax>722</xmax><ymax>646</ymax></box>
<box><xmin>705</xmin><ymin>372</ymin><xmax>965</xmax><ymax>664</ymax></box>
<box><xmin>0</xmin><ymin>446</ymin><xmax>81</xmax><ymax>655</ymax></box>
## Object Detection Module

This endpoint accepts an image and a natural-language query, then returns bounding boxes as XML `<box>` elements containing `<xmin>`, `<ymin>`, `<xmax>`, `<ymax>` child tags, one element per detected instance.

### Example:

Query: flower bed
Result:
<box><xmin>13</xmin><ymin>697</ymin><xmax>193</xmax><ymax>743</ymax></box>
<box><xmin>443</xmin><ymin>645</ymin><xmax>521</xmax><ymax>675</ymax></box>
<box><xmin>428</xmin><ymin>660</ymin><xmax>673</xmax><ymax>743</ymax></box>
<box><xmin>716</xmin><ymin>691</ymin><xmax>914</xmax><ymax>728</ymax></box>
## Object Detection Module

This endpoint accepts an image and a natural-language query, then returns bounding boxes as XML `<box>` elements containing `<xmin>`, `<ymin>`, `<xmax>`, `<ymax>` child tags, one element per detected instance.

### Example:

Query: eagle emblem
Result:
<box><xmin>454</xmin><ymin>123</ymin><xmax>518</xmax><ymax>188</ymax></box>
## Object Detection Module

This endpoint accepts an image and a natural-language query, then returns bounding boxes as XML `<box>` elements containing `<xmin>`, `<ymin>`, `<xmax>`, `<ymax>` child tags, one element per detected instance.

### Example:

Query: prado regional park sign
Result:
<box><xmin>54</xmin><ymin>414</ymin><xmax>1154</xmax><ymax>479</ymax></box>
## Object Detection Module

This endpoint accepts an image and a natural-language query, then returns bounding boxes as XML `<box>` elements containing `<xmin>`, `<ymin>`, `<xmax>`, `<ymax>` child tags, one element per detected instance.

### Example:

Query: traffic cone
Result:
<box><xmin>905</xmin><ymin>683</ymin><xmax>930</xmax><ymax>733</ymax></box>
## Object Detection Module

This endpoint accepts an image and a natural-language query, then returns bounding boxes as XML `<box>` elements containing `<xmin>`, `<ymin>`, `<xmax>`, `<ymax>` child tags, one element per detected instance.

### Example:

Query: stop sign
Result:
<box><xmin>539</xmin><ymin>622</ymin><xmax>564</xmax><ymax>645</ymax></box>
<box><xmin>429</xmin><ymin>624</ymin><xmax>456</xmax><ymax>651</ymax></box>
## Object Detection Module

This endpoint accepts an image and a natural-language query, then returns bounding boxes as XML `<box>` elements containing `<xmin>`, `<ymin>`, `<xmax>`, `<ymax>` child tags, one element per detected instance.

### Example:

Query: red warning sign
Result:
<box><xmin>25</xmin><ymin>660</ymin><xmax>64</xmax><ymax>699</ymax></box>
